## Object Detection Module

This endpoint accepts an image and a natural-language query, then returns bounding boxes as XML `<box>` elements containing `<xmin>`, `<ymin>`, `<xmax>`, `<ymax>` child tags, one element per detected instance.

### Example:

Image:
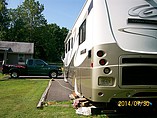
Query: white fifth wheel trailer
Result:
<box><xmin>63</xmin><ymin>0</ymin><xmax>157</xmax><ymax>111</ymax></box>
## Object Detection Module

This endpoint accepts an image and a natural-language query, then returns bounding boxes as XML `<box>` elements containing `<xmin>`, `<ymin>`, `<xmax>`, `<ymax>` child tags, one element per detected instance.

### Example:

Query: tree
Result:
<box><xmin>18</xmin><ymin>0</ymin><xmax>47</xmax><ymax>42</ymax></box>
<box><xmin>19</xmin><ymin>0</ymin><xmax>47</xmax><ymax>28</ymax></box>
<box><xmin>8</xmin><ymin>0</ymin><xmax>47</xmax><ymax>42</ymax></box>
<box><xmin>6</xmin><ymin>8</ymin><xmax>27</xmax><ymax>42</ymax></box>
<box><xmin>33</xmin><ymin>24</ymin><xmax>68</xmax><ymax>62</ymax></box>
<box><xmin>5</xmin><ymin>0</ymin><xmax>69</xmax><ymax>62</ymax></box>
<box><xmin>0</xmin><ymin>0</ymin><xmax>9</xmax><ymax>40</ymax></box>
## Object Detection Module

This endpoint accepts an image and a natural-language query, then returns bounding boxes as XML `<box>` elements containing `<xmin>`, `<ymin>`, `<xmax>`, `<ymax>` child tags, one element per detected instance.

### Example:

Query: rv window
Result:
<box><xmin>79</xmin><ymin>19</ymin><xmax>86</xmax><ymax>45</ymax></box>
<box><xmin>65</xmin><ymin>43</ymin><xmax>67</xmax><ymax>53</ymax></box>
<box><xmin>71</xmin><ymin>38</ymin><xmax>73</xmax><ymax>49</ymax></box>
<box><xmin>68</xmin><ymin>40</ymin><xmax>70</xmax><ymax>51</ymax></box>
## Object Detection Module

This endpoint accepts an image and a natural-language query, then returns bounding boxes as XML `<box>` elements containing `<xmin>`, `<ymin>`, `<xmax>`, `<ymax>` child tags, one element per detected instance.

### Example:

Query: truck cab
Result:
<box><xmin>2</xmin><ymin>59</ymin><xmax>62</xmax><ymax>78</ymax></box>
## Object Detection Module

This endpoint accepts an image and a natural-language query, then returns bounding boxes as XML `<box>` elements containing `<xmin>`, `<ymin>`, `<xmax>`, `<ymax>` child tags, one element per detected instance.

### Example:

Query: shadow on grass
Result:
<box><xmin>19</xmin><ymin>76</ymin><xmax>64</xmax><ymax>80</ymax></box>
<box><xmin>0</xmin><ymin>72</ymin><xmax>64</xmax><ymax>80</ymax></box>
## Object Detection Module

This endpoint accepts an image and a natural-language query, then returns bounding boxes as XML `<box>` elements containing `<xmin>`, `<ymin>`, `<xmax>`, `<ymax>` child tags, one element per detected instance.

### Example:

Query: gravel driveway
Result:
<box><xmin>45</xmin><ymin>79</ymin><xmax>74</xmax><ymax>101</ymax></box>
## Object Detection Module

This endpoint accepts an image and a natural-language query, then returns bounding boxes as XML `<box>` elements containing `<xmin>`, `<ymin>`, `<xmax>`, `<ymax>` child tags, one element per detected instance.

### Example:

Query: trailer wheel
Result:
<box><xmin>10</xmin><ymin>71</ymin><xmax>19</xmax><ymax>78</ymax></box>
<box><xmin>49</xmin><ymin>71</ymin><xmax>57</xmax><ymax>78</ymax></box>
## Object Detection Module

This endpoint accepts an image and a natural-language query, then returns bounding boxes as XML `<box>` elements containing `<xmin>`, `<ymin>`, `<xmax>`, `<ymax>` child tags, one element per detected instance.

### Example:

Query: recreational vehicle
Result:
<box><xmin>63</xmin><ymin>0</ymin><xmax>157</xmax><ymax>109</ymax></box>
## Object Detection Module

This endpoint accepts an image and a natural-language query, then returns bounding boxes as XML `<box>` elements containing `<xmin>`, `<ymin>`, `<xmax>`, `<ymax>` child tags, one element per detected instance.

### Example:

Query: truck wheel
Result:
<box><xmin>49</xmin><ymin>71</ymin><xmax>57</xmax><ymax>78</ymax></box>
<box><xmin>10</xmin><ymin>71</ymin><xmax>19</xmax><ymax>78</ymax></box>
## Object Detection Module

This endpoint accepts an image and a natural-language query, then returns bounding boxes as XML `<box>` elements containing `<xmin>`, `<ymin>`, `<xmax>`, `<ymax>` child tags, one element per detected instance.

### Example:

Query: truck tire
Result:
<box><xmin>49</xmin><ymin>71</ymin><xmax>57</xmax><ymax>78</ymax></box>
<box><xmin>10</xmin><ymin>71</ymin><xmax>19</xmax><ymax>78</ymax></box>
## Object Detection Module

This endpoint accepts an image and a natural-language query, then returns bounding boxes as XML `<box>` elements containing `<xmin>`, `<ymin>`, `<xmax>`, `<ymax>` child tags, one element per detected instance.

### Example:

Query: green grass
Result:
<box><xmin>0</xmin><ymin>74</ymin><xmax>107</xmax><ymax>118</ymax></box>
<box><xmin>0</xmin><ymin>78</ymin><xmax>49</xmax><ymax>118</ymax></box>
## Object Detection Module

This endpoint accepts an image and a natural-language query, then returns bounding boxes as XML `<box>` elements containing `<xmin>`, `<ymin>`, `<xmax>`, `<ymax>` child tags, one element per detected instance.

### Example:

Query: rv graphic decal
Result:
<box><xmin>129</xmin><ymin>3</ymin><xmax>157</xmax><ymax>18</ymax></box>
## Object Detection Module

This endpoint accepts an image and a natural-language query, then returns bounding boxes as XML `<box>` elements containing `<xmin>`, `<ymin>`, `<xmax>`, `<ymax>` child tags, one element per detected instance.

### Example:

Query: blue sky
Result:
<box><xmin>6</xmin><ymin>0</ymin><xmax>85</xmax><ymax>29</ymax></box>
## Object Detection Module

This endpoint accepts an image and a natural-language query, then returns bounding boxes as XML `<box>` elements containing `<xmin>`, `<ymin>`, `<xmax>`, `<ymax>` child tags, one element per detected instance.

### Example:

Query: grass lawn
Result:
<box><xmin>0</xmin><ymin>74</ymin><xmax>107</xmax><ymax>118</ymax></box>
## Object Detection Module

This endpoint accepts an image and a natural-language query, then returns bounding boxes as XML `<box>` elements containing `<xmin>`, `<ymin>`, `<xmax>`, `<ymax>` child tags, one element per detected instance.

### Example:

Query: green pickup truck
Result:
<box><xmin>2</xmin><ymin>59</ymin><xmax>62</xmax><ymax>78</ymax></box>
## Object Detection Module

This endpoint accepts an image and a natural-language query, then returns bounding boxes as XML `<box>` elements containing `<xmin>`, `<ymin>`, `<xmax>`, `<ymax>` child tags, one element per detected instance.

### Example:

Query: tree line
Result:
<box><xmin>0</xmin><ymin>0</ymin><xmax>68</xmax><ymax>62</ymax></box>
